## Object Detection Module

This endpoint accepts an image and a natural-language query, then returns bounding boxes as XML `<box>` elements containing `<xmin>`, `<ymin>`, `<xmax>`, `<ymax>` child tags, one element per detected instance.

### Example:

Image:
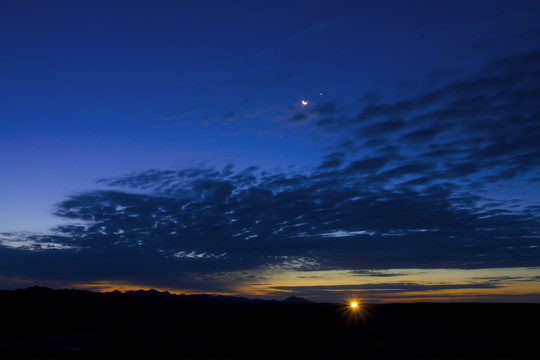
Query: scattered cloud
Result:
<box><xmin>222</xmin><ymin>111</ymin><xmax>240</xmax><ymax>122</ymax></box>
<box><xmin>315</xmin><ymin>50</ymin><xmax>540</xmax><ymax>194</ymax></box>
<box><xmin>2</xmin><ymin>157</ymin><xmax>538</xmax><ymax>289</ymax></box>
<box><xmin>2</xmin><ymin>50</ymin><xmax>540</xmax><ymax>297</ymax></box>
<box><xmin>271</xmin><ymin>282</ymin><xmax>502</xmax><ymax>292</ymax></box>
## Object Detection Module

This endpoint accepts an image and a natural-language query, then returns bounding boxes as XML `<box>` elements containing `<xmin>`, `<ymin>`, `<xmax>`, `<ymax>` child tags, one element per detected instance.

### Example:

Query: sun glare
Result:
<box><xmin>338</xmin><ymin>297</ymin><xmax>366</xmax><ymax>326</ymax></box>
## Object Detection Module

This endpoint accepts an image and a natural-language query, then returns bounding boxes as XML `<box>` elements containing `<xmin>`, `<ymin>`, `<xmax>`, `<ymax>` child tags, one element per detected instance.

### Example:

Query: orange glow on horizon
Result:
<box><xmin>61</xmin><ymin>266</ymin><xmax>540</xmax><ymax>303</ymax></box>
<box><xmin>233</xmin><ymin>267</ymin><xmax>540</xmax><ymax>303</ymax></box>
<box><xmin>70</xmin><ymin>280</ymin><xmax>232</xmax><ymax>297</ymax></box>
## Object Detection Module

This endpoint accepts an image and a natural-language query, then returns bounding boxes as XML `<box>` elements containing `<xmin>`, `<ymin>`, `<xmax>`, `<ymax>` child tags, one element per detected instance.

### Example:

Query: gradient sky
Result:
<box><xmin>1</xmin><ymin>0</ymin><xmax>540</xmax><ymax>303</ymax></box>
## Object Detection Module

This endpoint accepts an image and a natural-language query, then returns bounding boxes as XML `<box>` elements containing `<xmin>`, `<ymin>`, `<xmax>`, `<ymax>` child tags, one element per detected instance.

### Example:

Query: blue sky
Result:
<box><xmin>1</xmin><ymin>0</ymin><xmax>540</xmax><ymax>302</ymax></box>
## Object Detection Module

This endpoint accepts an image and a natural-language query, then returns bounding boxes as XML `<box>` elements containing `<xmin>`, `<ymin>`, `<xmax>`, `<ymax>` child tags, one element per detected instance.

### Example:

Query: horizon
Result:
<box><xmin>1</xmin><ymin>0</ymin><xmax>540</xmax><ymax>304</ymax></box>
<box><xmin>7</xmin><ymin>285</ymin><xmax>540</xmax><ymax>305</ymax></box>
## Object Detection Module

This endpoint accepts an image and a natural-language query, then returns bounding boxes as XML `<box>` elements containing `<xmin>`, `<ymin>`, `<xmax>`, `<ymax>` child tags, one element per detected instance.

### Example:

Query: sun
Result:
<box><xmin>337</xmin><ymin>297</ymin><xmax>366</xmax><ymax>326</ymax></box>
<box><xmin>344</xmin><ymin>295</ymin><xmax>361</xmax><ymax>308</ymax></box>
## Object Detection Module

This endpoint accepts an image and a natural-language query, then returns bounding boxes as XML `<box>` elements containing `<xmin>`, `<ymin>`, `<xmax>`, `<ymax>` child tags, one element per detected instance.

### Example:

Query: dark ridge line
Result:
<box><xmin>0</xmin><ymin>285</ymin><xmax>316</xmax><ymax>305</ymax></box>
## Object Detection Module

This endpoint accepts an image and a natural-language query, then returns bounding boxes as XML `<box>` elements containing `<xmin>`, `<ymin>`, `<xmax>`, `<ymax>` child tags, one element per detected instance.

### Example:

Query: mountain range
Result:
<box><xmin>0</xmin><ymin>285</ymin><xmax>314</xmax><ymax>305</ymax></box>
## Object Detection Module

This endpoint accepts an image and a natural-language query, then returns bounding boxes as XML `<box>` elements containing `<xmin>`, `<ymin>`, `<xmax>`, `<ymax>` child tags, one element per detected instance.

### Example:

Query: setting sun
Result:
<box><xmin>350</xmin><ymin>302</ymin><xmax>358</xmax><ymax>308</ymax></box>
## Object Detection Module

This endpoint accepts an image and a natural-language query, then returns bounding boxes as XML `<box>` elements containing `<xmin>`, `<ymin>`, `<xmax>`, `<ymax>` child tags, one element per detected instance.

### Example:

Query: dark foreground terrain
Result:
<box><xmin>0</xmin><ymin>287</ymin><xmax>538</xmax><ymax>359</ymax></box>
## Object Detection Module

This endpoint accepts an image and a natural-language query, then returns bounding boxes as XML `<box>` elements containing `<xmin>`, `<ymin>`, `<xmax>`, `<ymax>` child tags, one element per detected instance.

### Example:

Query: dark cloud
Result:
<box><xmin>271</xmin><ymin>282</ymin><xmax>501</xmax><ymax>292</ymax></box>
<box><xmin>316</xmin><ymin>116</ymin><xmax>348</xmax><ymax>133</ymax></box>
<box><xmin>358</xmin><ymin>118</ymin><xmax>407</xmax><ymax>136</ymax></box>
<box><xmin>399</xmin><ymin>127</ymin><xmax>441</xmax><ymax>143</ymax></box>
<box><xmin>2</xmin><ymin>158</ymin><xmax>538</xmax><ymax>290</ymax></box>
<box><xmin>2</xmin><ymin>50</ymin><xmax>540</xmax><ymax>294</ymax></box>
<box><xmin>314</xmin><ymin>101</ymin><xmax>338</xmax><ymax>115</ymax></box>
<box><xmin>288</xmin><ymin>112</ymin><xmax>309</xmax><ymax>123</ymax></box>
<box><xmin>317</xmin><ymin>158</ymin><xmax>342</xmax><ymax>170</ymax></box>
<box><xmin>377</xmin><ymin>161</ymin><xmax>437</xmax><ymax>179</ymax></box>
<box><xmin>263</xmin><ymin>281</ymin><xmax>504</xmax><ymax>302</ymax></box>
<box><xmin>350</xmin><ymin>270</ymin><xmax>404</xmax><ymax>277</ymax></box>
<box><xmin>357</xmin><ymin>91</ymin><xmax>379</xmax><ymax>104</ymax></box>
<box><xmin>345</xmin><ymin>156</ymin><xmax>391</xmax><ymax>173</ymax></box>
<box><xmin>317</xmin><ymin>152</ymin><xmax>345</xmax><ymax>170</ymax></box>
<box><xmin>323</xmin><ymin>49</ymin><xmax>540</xmax><ymax>191</ymax></box>
<box><xmin>222</xmin><ymin>111</ymin><xmax>239</xmax><ymax>122</ymax></box>
<box><xmin>285</xmin><ymin>101</ymin><xmax>341</xmax><ymax>127</ymax></box>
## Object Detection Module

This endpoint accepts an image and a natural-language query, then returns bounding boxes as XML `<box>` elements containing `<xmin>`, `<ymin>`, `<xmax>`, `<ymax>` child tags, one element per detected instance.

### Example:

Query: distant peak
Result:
<box><xmin>283</xmin><ymin>295</ymin><xmax>313</xmax><ymax>304</ymax></box>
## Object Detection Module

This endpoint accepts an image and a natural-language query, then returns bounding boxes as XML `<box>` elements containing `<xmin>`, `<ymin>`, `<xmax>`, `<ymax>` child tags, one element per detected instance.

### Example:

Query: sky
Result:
<box><xmin>1</xmin><ymin>0</ymin><xmax>540</xmax><ymax>303</ymax></box>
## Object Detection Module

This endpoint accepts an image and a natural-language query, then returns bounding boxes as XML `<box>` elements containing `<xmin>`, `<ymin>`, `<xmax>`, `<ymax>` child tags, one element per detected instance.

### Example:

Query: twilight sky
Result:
<box><xmin>1</xmin><ymin>0</ymin><xmax>540</xmax><ymax>303</ymax></box>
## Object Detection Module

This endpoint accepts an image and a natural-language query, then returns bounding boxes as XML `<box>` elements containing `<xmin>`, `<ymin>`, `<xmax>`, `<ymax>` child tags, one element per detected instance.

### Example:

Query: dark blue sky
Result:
<box><xmin>1</xmin><ymin>0</ymin><xmax>540</xmax><ymax>302</ymax></box>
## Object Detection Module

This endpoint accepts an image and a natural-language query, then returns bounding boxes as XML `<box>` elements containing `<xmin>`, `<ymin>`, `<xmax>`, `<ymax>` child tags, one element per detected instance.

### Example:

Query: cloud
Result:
<box><xmin>3</xmin><ymin>156</ymin><xmax>538</xmax><ymax>288</ymax></box>
<box><xmin>288</xmin><ymin>112</ymin><xmax>309</xmax><ymax>123</ymax></box>
<box><xmin>314</xmin><ymin>101</ymin><xmax>338</xmax><ymax>115</ymax></box>
<box><xmin>350</xmin><ymin>270</ymin><xmax>404</xmax><ymax>277</ymax></box>
<box><xmin>270</xmin><ymin>282</ymin><xmax>501</xmax><ymax>292</ymax></box>
<box><xmin>263</xmin><ymin>282</ymin><xmax>504</xmax><ymax>302</ymax></box>
<box><xmin>159</xmin><ymin>107</ymin><xmax>198</xmax><ymax>121</ymax></box>
<box><xmin>222</xmin><ymin>111</ymin><xmax>240</xmax><ymax>122</ymax></box>
<box><xmin>2</xmin><ymin>50</ymin><xmax>540</xmax><ymax>295</ymax></box>
<box><xmin>283</xmin><ymin>101</ymin><xmax>343</xmax><ymax>134</ymax></box>
<box><xmin>316</xmin><ymin>49</ymin><xmax>540</xmax><ymax>191</ymax></box>
<box><xmin>358</xmin><ymin>118</ymin><xmax>407</xmax><ymax>136</ymax></box>
<box><xmin>345</xmin><ymin>156</ymin><xmax>392</xmax><ymax>173</ymax></box>
<box><xmin>317</xmin><ymin>152</ymin><xmax>346</xmax><ymax>170</ymax></box>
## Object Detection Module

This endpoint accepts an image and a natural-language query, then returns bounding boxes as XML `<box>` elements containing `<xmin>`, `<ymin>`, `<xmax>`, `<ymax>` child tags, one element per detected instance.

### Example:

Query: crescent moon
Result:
<box><xmin>301</xmin><ymin>100</ymin><xmax>308</xmax><ymax>105</ymax></box>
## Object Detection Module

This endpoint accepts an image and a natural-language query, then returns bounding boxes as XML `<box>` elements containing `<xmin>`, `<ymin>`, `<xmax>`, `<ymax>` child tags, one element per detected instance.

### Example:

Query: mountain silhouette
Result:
<box><xmin>0</xmin><ymin>286</ymin><xmax>538</xmax><ymax>359</ymax></box>
<box><xmin>283</xmin><ymin>295</ymin><xmax>313</xmax><ymax>304</ymax></box>
<box><xmin>0</xmin><ymin>286</ymin><xmax>303</xmax><ymax>304</ymax></box>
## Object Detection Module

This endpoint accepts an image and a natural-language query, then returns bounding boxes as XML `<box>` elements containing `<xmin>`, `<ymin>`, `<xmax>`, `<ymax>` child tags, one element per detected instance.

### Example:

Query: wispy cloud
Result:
<box><xmin>159</xmin><ymin>107</ymin><xmax>199</xmax><ymax>121</ymax></box>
